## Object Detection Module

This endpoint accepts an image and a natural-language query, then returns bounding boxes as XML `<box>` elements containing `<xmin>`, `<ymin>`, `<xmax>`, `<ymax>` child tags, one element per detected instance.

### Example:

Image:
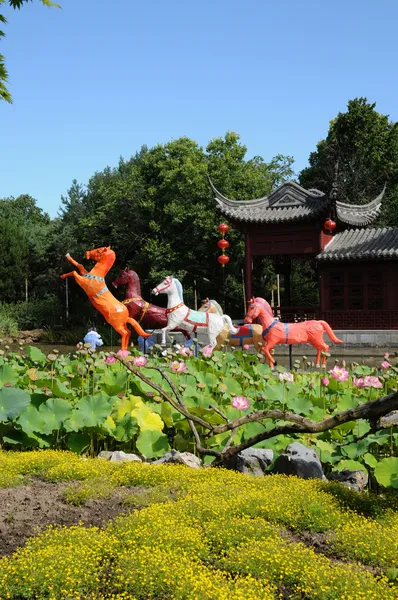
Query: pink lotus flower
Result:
<box><xmin>341</xmin><ymin>360</ymin><xmax>346</xmax><ymax>368</ymax></box>
<box><xmin>279</xmin><ymin>372</ymin><xmax>294</xmax><ymax>383</ymax></box>
<box><xmin>384</xmin><ymin>352</ymin><xmax>390</xmax><ymax>359</ymax></box>
<box><xmin>329</xmin><ymin>365</ymin><xmax>349</xmax><ymax>382</ymax></box>
<box><xmin>202</xmin><ymin>345</ymin><xmax>213</xmax><ymax>358</ymax></box>
<box><xmin>180</xmin><ymin>347</ymin><xmax>193</xmax><ymax>357</ymax></box>
<box><xmin>105</xmin><ymin>355</ymin><xmax>116</xmax><ymax>364</ymax></box>
<box><xmin>243</xmin><ymin>344</ymin><xmax>250</xmax><ymax>351</ymax></box>
<box><xmin>76</xmin><ymin>342</ymin><xmax>83</xmax><ymax>350</ymax></box>
<box><xmin>133</xmin><ymin>355</ymin><xmax>148</xmax><ymax>367</ymax></box>
<box><xmin>363</xmin><ymin>375</ymin><xmax>383</xmax><ymax>389</ymax></box>
<box><xmin>171</xmin><ymin>361</ymin><xmax>187</xmax><ymax>373</ymax></box>
<box><xmin>116</xmin><ymin>349</ymin><xmax>130</xmax><ymax>358</ymax></box>
<box><xmin>321</xmin><ymin>377</ymin><xmax>329</xmax><ymax>387</ymax></box>
<box><xmin>381</xmin><ymin>360</ymin><xmax>391</xmax><ymax>369</ymax></box>
<box><xmin>353</xmin><ymin>377</ymin><xmax>366</xmax><ymax>388</ymax></box>
<box><xmin>231</xmin><ymin>396</ymin><xmax>250</xmax><ymax>410</ymax></box>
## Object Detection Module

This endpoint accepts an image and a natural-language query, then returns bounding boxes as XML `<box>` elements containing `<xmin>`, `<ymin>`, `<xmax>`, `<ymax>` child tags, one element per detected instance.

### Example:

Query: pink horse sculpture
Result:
<box><xmin>244</xmin><ymin>297</ymin><xmax>343</xmax><ymax>367</ymax></box>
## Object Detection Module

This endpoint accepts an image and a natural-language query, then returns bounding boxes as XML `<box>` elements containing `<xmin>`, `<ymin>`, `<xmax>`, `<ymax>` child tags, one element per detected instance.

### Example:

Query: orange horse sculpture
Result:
<box><xmin>244</xmin><ymin>297</ymin><xmax>343</xmax><ymax>367</ymax></box>
<box><xmin>60</xmin><ymin>247</ymin><xmax>150</xmax><ymax>350</ymax></box>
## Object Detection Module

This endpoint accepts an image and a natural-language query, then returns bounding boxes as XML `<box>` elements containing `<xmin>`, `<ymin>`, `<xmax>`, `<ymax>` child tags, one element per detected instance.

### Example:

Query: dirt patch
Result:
<box><xmin>0</xmin><ymin>479</ymin><xmax>135</xmax><ymax>557</ymax></box>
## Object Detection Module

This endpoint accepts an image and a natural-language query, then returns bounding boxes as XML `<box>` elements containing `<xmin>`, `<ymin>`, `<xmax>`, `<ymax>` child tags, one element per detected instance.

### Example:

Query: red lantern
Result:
<box><xmin>217</xmin><ymin>223</ymin><xmax>229</xmax><ymax>234</ymax></box>
<box><xmin>324</xmin><ymin>219</ymin><xmax>336</xmax><ymax>232</ymax></box>
<box><xmin>218</xmin><ymin>255</ymin><xmax>230</xmax><ymax>266</ymax></box>
<box><xmin>217</xmin><ymin>239</ymin><xmax>230</xmax><ymax>250</ymax></box>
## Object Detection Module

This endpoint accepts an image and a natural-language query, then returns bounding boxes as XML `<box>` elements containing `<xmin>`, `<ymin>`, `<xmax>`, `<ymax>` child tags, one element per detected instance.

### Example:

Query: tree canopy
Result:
<box><xmin>0</xmin><ymin>0</ymin><xmax>60</xmax><ymax>102</ymax></box>
<box><xmin>299</xmin><ymin>98</ymin><xmax>398</xmax><ymax>225</ymax></box>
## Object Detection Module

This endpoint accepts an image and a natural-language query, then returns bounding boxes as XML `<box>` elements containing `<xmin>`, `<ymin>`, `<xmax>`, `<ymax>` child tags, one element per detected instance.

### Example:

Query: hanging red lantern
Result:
<box><xmin>218</xmin><ymin>255</ymin><xmax>230</xmax><ymax>266</ymax></box>
<box><xmin>217</xmin><ymin>223</ymin><xmax>229</xmax><ymax>234</ymax></box>
<box><xmin>217</xmin><ymin>239</ymin><xmax>230</xmax><ymax>250</ymax></box>
<box><xmin>324</xmin><ymin>219</ymin><xmax>336</xmax><ymax>232</ymax></box>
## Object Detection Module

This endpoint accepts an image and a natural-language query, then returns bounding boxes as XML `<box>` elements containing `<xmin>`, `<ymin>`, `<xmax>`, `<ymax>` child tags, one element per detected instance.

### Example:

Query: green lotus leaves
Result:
<box><xmin>26</xmin><ymin>346</ymin><xmax>47</xmax><ymax>365</ymax></box>
<box><xmin>17</xmin><ymin>405</ymin><xmax>46</xmax><ymax>435</ymax></box>
<box><xmin>113</xmin><ymin>414</ymin><xmax>138</xmax><ymax>442</ymax></box>
<box><xmin>0</xmin><ymin>364</ymin><xmax>19</xmax><ymax>386</ymax></box>
<box><xmin>374</xmin><ymin>457</ymin><xmax>398</xmax><ymax>488</ymax></box>
<box><xmin>136</xmin><ymin>430</ymin><xmax>170</xmax><ymax>459</ymax></box>
<box><xmin>101</xmin><ymin>370</ymin><xmax>128</xmax><ymax>396</ymax></box>
<box><xmin>74</xmin><ymin>394</ymin><xmax>112</xmax><ymax>428</ymax></box>
<box><xmin>66</xmin><ymin>433</ymin><xmax>91</xmax><ymax>454</ymax></box>
<box><xmin>38</xmin><ymin>398</ymin><xmax>73</xmax><ymax>434</ymax></box>
<box><xmin>0</xmin><ymin>387</ymin><xmax>31</xmax><ymax>421</ymax></box>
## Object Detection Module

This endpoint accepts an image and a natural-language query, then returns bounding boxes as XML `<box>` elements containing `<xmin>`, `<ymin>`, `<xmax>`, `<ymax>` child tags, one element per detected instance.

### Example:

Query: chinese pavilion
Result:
<box><xmin>210</xmin><ymin>178</ymin><xmax>398</xmax><ymax>329</ymax></box>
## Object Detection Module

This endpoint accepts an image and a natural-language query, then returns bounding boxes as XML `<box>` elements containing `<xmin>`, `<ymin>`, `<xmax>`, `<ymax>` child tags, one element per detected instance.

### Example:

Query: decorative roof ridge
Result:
<box><xmin>208</xmin><ymin>176</ymin><xmax>269</xmax><ymax>208</ymax></box>
<box><xmin>335</xmin><ymin>184</ymin><xmax>386</xmax><ymax>212</ymax></box>
<box><xmin>208</xmin><ymin>176</ymin><xmax>325</xmax><ymax>208</ymax></box>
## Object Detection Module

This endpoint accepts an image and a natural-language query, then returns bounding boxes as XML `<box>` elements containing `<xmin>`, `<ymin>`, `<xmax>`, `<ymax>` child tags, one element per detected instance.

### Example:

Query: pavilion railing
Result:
<box><xmin>322</xmin><ymin>311</ymin><xmax>398</xmax><ymax>330</ymax></box>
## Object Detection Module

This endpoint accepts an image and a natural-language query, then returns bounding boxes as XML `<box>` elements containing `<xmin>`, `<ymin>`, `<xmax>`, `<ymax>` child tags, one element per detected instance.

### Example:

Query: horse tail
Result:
<box><xmin>319</xmin><ymin>321</ymin><xmax>343</xmax><ymax>344</ymax></box>
<box><xmin>222</xmin><ymin>315</ymin><xmax>239</xmax><ymax>335</ymax></box>
<box><xmin>127</xmin><ymin>318</ymin><xmax>151</xmax><ymax>338</ymax></box>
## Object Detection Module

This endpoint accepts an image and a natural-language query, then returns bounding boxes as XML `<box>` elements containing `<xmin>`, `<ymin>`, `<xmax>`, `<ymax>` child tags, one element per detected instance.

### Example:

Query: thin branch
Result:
<box><xmin>151</xmin><ymin>366</ymin><xmax>220</xmax><ymax>457</ymax></box>
<box><xmin>223</xmin><ymin>428</ymin><xmax>238</xmax><ymax>451</ymax></box>
<box><xmin>116</xmin><ymin>357</ymin><xmax>213</xmax><ymax>431</ymax></box>
<box><xmin>209</xmin><ymin>404</ymin><xmax>229</xmax><ymax>422</ymax></box>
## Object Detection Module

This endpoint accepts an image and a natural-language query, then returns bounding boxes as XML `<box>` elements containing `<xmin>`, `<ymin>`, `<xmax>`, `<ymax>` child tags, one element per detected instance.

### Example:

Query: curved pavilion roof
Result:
<box><xmin>210</xmin><ymin>178</ymin><xmax>386</xmax><ymax>227</ymax></box>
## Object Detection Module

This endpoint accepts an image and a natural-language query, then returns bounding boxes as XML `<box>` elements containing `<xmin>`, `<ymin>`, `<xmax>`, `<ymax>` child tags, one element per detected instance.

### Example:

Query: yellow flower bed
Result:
<box><xmin>0</xmin><ymin>450</ymin><xmax>397</xmax><ymax>599</ymax></box>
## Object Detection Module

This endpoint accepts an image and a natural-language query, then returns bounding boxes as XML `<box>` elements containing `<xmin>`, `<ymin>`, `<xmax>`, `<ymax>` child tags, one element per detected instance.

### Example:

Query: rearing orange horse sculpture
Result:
<box><xmin>60</xmin><ymin>247</ymin><xmax>150</xmax><ymax>350</ymax></box>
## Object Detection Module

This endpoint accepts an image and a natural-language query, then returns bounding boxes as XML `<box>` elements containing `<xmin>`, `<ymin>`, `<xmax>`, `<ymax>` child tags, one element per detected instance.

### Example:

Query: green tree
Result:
<box><xmin>299</xmin><ymin>98</ymin><xmax>398</xmax><ymax>225</ymax></box>
<box><xmin>60</xmin><ymin>132</ymin><xmax>294</xmax><ymax>317</ymax></box>
<box><xmin>0</xmin><ymin>0</ymin><xmax>60</xmax><ymax>102</ymax></box>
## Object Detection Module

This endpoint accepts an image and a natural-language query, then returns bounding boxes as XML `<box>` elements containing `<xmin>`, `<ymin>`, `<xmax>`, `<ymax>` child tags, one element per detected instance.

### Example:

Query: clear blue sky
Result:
<box><xmin>1</xmin><ymin>0</ymin><xmax>398</xmax><ymax>217</ymax></box>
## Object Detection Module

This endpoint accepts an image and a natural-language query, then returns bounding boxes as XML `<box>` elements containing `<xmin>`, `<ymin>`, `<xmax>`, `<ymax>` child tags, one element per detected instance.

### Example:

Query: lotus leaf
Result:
<box><xmin>17</xmin><ymin>406</ymin><xmax>46</xmax><ymax>435</ymax></box>
<box><xmin>0</xmin><ymin>364</ymin><xmax>19</xmax><ymax>385</ymax></box>
<box><xmin>0</xmin><ymin>387</ymin><xmax>30</xmax><ymax>421</ymax></box>
<box><xmin>132</xmin><ymin>404</ymin><xmax>164</xmax><ymax>431</ymax></box>
<box><xmin>136</xmin><ymin>429</ymin><xmax>170</xmax><ymax>459</ymax></box>
<box><xmin>74</xmin><ymin>394</ymin><xmax>111</xmax><ymax>428</ymax></box>
<box><xmin>26</xmin><ymin>346</ymin><xmax>47</xmax><ymax>365</ymax></box>
<box><xmin>101</xmin><ymin>370</ymin><xmax>128</xmax><ymax>396</ymax></box>
<box><xmin>66</xmin><ymin>433</ymin><xmax>91</xmax><ymax>454</ymax></box>
<box><xmin>374</xmin><ymin>457</ymin><xmax>398</xmax><ymax>488</ymax></box>
<box><xmin>113</xmin><ymin>414</ymin><xmax>138</xmax><ymax>442</ymax></box>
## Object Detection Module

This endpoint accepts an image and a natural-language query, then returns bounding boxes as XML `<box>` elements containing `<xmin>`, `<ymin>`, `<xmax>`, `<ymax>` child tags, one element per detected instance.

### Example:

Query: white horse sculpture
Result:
<box><xmin>152</xmin><ymin>276</ymin><xmax>238</xmax><ymax>348</ymax></box>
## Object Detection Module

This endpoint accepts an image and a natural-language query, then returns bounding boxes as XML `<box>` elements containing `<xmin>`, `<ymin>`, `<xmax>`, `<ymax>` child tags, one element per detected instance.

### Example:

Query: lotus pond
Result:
<box><xmin>0</xmin><ymin>343</ymin><xmax>397</xmax><ymax>488</ymax></box>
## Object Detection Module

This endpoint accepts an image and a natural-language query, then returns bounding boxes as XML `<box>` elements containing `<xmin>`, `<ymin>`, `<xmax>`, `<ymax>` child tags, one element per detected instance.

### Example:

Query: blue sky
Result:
<box><xmin>1</xmin><ymin>0</ymin><xmax>398</xmax><ymax>217</ymax></box>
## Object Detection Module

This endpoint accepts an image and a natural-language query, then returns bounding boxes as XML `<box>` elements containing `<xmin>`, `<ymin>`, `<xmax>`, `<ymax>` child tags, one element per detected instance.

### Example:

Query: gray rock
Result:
<box><xmin>328</xmin><ymin>469</ymin><xmax>368</xmax><ymax>492</ymax></box>
<box><xmin>153</xmin><ymin>450</ymin><xmax>202</xmax><ymax>469</ymax></box>
<box><xmin>223</xmin><ymin>448</ymin><xmax>274</xmax><ymax>476</ymax></box>
<box><xmin>273</xmin><ymin>442</ymin><xmax>324</xmax><ymax>480</ymax></box>
<box><xmin>98</xmin><ymin>451</ymin><xmax>142</xmax><ymax>462</ymax></box>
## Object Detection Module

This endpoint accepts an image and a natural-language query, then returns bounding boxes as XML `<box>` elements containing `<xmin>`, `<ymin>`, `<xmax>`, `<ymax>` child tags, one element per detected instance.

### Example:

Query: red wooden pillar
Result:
<box><xmin>244</xmin><ymin>230</ymin><xmax>252</xmax><ymax>303</ymax></box>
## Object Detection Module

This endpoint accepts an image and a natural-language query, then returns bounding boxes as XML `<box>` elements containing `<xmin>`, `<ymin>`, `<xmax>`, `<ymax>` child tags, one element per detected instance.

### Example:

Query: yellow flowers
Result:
<box><xmin>0</xmin><ymin>450</ymin><xmax>397</xmax><ymax>599</ymax></box>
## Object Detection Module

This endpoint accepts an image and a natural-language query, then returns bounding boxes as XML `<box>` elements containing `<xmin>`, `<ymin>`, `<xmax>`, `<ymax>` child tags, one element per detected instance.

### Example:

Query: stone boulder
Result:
<box><xmin>98</xmin><ymin>451</ymin><xmax>142</xmax><ymax>462</ymax></box>
<box><xmin>328</xmin><ymin>469</ymin><xmax>368</xmax><ymax>492</ymax></box>
<box><xmin>153</xmin><ymin>450</ymin><xmax>202</xmax><ymax>469</ymax></box>
<box><xmin>223</xmin><ymin>448</ymin><xmax>273</xmax><ymax>476</ymax></box>
<box><xmin>273</xmin><ymin>442</ymin><xmax>324</xmax><ymax>480</ymax></box>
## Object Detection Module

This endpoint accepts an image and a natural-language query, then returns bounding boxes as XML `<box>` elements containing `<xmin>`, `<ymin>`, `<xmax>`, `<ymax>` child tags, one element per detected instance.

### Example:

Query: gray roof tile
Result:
<box><xmin>316</xmin><ymin>227</ymin><xmax>398</xmax><ymax>261</ymax></box>
<box><xmin>210</xmin><ymin>178</ymin><xmax>385</xmax><ymax>226</ymax></box>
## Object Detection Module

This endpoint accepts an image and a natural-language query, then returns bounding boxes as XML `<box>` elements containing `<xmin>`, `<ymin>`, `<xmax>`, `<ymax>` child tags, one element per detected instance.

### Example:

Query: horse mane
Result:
<box><xmin>254</xmin><ymin>297</ymin><xmax>273</xmax><ymax>317</ymax></box>
<box><xmin>209</xmin><ymin>299</ymin><xmax>223</xmax><ymax>315</ymax></box>
<box><xmin>127</xmin><ymin>269</ymin><xmax>141</xmax><ymax>296</ymax></box>
<box><xmin>173</xmin><ymin>278</ymin><xmax>184</xmax><ymax>302</ymax></box>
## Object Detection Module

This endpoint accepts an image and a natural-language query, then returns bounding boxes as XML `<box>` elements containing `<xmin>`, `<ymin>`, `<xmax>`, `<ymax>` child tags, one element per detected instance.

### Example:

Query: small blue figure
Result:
<box><xmin>184</xmin><ymin>338</ymin><xmax>194</xmax><ymax>348</ymax></box>
<box><xmin>138</xmin><ymin>335</ymin><xmax>154</xmax><ymax>353</ymax></box>
<box><xmin>83</xmin><ymin>328</ymin><xmax>104</xmax><ymax>350</ymax></box>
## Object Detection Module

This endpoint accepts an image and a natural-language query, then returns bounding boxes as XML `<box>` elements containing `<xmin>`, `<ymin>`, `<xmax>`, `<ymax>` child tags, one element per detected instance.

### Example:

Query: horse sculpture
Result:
<box><xmin>112</xmin><ymin>268</ymin><xmax>222</xmax><ymax>341</ymax></box>
<box><xmin>60</xmin><ymin>247</ymin><xmax>150</xmax><ymax>351</ymax></box>
<box><xmin>244</xmin><ymin>297</ymin><xmax>343</xmax><ymax>367</ymax></box>
<box><xmin>215</xmin><ymin>297</ymin><xmax>274</xmax><ymax>350</ymax></box>
<box><xmin>152</xmin><ymin>276</ymin><xmax>239</xmax><ymax>348</ymax></box>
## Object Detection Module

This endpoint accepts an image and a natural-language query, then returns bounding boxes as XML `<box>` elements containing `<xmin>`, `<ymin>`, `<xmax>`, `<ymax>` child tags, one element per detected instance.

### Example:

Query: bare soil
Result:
<box><xmin>0</xmin><ymin>479</ymin><xmax>135</xmax><ymax>556</ymax></box>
